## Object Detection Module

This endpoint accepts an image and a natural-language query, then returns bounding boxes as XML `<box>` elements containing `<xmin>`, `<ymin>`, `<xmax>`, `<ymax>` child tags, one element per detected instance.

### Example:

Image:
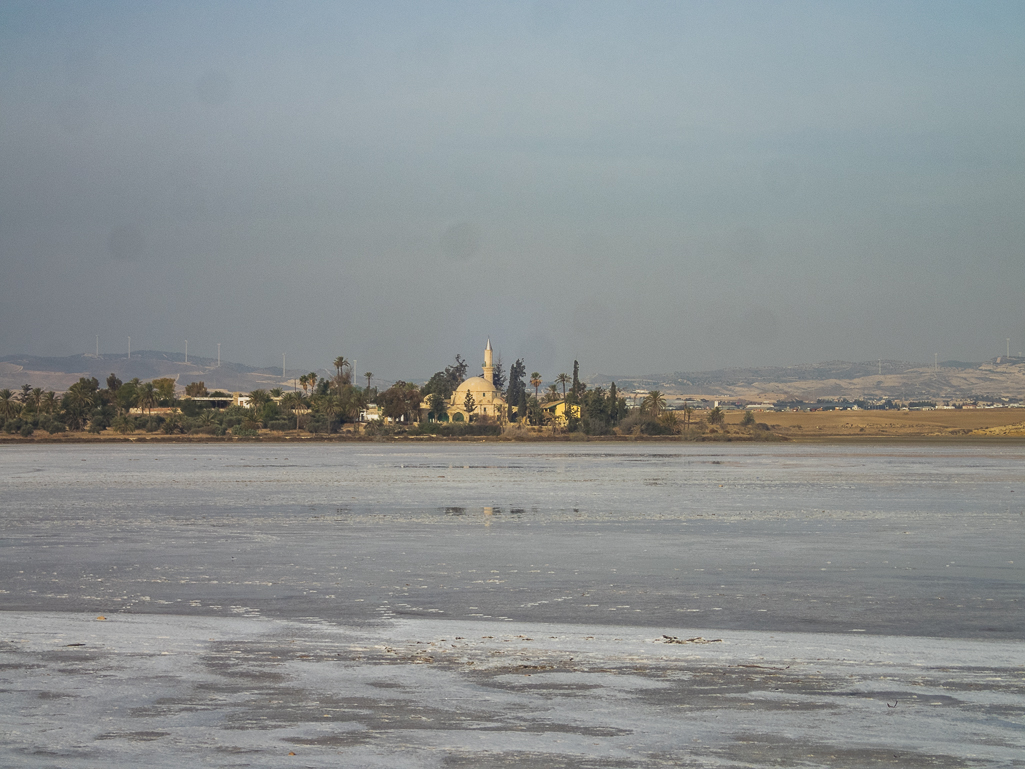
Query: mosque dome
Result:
<box><xmin>453</xmin><ymin>376</ymin><xmax>500</xmax><ymax>400</ymax></box>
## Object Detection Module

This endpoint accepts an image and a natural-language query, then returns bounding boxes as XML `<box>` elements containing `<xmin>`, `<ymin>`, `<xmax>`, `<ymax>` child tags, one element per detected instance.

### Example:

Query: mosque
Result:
<box><xmin>444</xmin><ymin>340</ymin><xmax>507</xmax><ymax>422</ymax></box>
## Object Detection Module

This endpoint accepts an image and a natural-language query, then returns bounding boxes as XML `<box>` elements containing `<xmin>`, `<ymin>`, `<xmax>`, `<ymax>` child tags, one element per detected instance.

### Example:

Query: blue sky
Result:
<box><xmin>2</xmin><ymin>1</ymin><xmax>1023</xmax><ymax>379</ymax></box>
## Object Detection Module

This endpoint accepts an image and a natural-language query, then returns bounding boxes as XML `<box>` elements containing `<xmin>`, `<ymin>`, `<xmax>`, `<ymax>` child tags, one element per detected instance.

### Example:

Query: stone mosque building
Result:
<box><xmin>445</xmin><ymin>340</ymin><xmax>507</xmax><ymax>422</ymax></box>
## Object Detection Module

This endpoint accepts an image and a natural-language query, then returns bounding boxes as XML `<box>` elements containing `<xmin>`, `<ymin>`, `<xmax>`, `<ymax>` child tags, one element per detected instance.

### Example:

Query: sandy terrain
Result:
<box><xmin>730</xmin><ymin>407</ymin><xmax>1025</xmax><ymax>439</ymax></box>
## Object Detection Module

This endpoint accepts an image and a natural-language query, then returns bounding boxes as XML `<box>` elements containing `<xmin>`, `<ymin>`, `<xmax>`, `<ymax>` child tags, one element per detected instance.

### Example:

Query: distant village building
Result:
<box><xmin>445</xmin><ymin>339</ymin><xmax>507</xmax><ymax>422</ymax></box>
<box><xmin>541</xmin><ymin>399</ymin><xmax>579</xmax><ymax>425</ymax></box>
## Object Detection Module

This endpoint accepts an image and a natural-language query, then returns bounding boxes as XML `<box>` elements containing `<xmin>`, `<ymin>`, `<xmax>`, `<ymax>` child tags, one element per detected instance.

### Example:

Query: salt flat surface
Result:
<box><xmin>1</xmin><ymin>443</ymin><xmax>1023</xmax><ymax>766</ymax></box>
<box><xmin>2</xmin><ymin>612</ymin><xmax>1022</xmax><ymax>768</ymax></box>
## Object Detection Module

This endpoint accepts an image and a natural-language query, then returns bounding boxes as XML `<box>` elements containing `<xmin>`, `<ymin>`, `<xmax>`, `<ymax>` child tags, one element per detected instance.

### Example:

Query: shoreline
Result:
<box><xmin>4</xmin><ymin>432</ymin><xmax>1025</xmax><ymax>445</ymax></box>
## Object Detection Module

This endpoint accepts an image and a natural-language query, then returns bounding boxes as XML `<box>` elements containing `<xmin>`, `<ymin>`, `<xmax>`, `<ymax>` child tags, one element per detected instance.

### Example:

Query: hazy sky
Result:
<box><xmin>2</xmin><ymin>1</ymin><xmax>1024</xmax><ymax>381</ymax></box>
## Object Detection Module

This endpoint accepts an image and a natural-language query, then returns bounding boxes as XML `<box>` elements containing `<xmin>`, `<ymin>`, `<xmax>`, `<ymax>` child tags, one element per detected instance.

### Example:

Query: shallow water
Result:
<box><xmin>1</xmin><ymin>443</ymin><xmax>1023</xmax><ymax>767</ymax></box>
<box><xmin>3</xmin><ymin>443</ymin><xmax>1022</xmax><ymax>637</ymax></box>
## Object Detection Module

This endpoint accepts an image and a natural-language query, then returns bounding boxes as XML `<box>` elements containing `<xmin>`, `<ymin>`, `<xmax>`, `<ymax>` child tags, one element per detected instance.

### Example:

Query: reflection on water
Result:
<box><xmin>444</xmin><ymin>506</ymin><xmax>526</xmax><ymax>517</ymax></box>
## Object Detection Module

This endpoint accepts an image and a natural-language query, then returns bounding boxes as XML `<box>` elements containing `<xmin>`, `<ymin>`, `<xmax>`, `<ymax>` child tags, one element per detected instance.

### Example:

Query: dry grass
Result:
<box><xmin>726</xmin><ymin>408</ymin><xmax>1025</xmax><ymax>438</ymax></box>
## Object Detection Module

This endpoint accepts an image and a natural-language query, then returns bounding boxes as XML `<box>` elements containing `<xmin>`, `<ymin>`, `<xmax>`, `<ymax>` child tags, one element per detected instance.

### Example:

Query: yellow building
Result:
<box><xmin>445</xmin><ymin>340</ymin><xmax>507</xmax><ymax>422</ymax></box>
<box><xmin>541</xmin><ymin>399</ymin><xmax>580</xmax><ymax>426</ymax></box>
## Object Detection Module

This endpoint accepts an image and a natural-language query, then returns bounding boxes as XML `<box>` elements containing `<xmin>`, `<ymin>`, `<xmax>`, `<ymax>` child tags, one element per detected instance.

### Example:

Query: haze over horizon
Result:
<box><xmin>2</xmin><ymin>2</ymin><xmax>1024</xmax><ymax>382</ymax></box>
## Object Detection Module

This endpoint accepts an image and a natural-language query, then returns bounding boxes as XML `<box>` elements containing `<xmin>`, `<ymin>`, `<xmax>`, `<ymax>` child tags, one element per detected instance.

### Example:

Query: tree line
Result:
<box><xmin>1</xmin><ymin>353</ymin><xmax>776</xmax><ymax>439</ymax></box>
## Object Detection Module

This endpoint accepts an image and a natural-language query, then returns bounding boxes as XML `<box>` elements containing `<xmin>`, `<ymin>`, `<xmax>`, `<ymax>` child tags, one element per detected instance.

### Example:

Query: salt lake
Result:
<box><xmin>1</xmin><ymin>443</ymin><xmax>1023</xmax><ymax>767</ymax></box>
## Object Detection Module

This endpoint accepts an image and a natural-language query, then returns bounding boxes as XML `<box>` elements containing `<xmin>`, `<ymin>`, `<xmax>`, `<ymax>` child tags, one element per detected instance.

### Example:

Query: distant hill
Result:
<box><xmin>593</xmin><ymin>359</ymin><xmax>1025</xmax><ymax>401</ymax></box>
<box><xmin>4</xmin><ymin>351</ymin><xmax>1025</xmax><ymax>402</ymax></box>
<box><xmin>0</xmin><ymin>351</ymin><xmax>299</xmax><ymax>394</ymax></box>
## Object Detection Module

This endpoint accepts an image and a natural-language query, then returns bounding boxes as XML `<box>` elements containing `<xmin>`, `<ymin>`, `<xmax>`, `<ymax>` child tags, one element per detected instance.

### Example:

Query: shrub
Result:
<box><xmin>306</xmin><ymin>415</ymin><xmax>330</xmax><ymax>434</ymax></box>
<box><xmin>19</xmin><ymin>423</ymin><xmax>34</xmax><ymax>437</ymax></box>
<box><xmin>412</xmin><ymin>422</ymin><xmax>501</xmax><ymax>437</ymax></box>
<box><xmin>639</xmin><ymin>418</ymin><xmax>673</xmax><ymax>436</ymax></box>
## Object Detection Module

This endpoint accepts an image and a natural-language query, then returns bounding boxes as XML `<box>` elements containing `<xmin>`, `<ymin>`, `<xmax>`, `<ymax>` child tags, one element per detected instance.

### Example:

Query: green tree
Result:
<box><xmin>422</xmin><ymin>355</ymin><xmax>468</xmax><ymax>402</ymax></box>
<box><xmin>608</xmin><ymin>382</ymin><xmax>627</xmax><ymax>424</ymax></box>
<box><xmin>463</xmin><ymin>390</ymin><xmax>476</xmax><ymax>419</ymax></box>
<box><xmin>0</xmin><ymin>389</ymin><xmax>20</xmax><ymax>419</ymax></box>
<box><xmin>152</xmin><ymin>378</ymin><xmax>176</xmax><ymax>403</ymax></box>
<box><xmin>428</xmin><ymin>392</ymin><xmax>448</xmax><ymax>421</ymax></box>
<box><xmin>741</xmin><ymin>409</ymin><xmax>756</xmax><ymax>427</ymax></box>
<box><xmin>184</xmin><ymin>381</ymin><xmax>207</xmax><ymax>397</ymax></box>
<box><xmin>162</xmin><ymin>410</ymin><xmax>184</xmax><ymax>434</ymax></box>
<box><xmin>364</xmin><ymin>372</ymin><xmax>373</xmax><ymax>390</ymax></box>
<box><xmin>41</xmin><ymin>391</ymin><xmax>59</xmax><ymax>415</ymax></box>
<box><xmin>526</xmin><ymin>396</ymin><xmax>543</xmax><ymax>426</ymax></box>
<box><xmin>63</xmin><ymin>377</ymin><xmax>100</xmax><ymax>429</ymax></box>
<box><xmin>530</xmin><ymin>372</ymin><xmax>542</xmax><ymax>398</ymax></box>
<box><xmin>659</xmin><ymin>412</ymin><xmax>681</xmax><ymax>434</ymax></box>
<box><xmin>116</xmin><ymin>381</ymin><xmax>139</xmax><ymax>415</ymax></box>
<box><xmin>492</xmin><ymin>358</ymin><xmax>506</xmax><ymax>392</ymax></box>
<box><xmin>136</xmin><ymin>383</ymin><xmax>157</xmax><ymax>415</ymax></box>
<box><xmin>544</xmin><ymin>384</ymin><xmax>559</xmax><ymax>403</ymax></box>
<box><xmin>111</xmin><ymin>414</ymin><xmax>135</xmax><ymax>435</ymax></box>
<box><xmin>708</xmin><ymin>406</ymin><xmax>725</xmax><ymax>426</ymax></box>
<box><xmin>248</xmin><ymin>389</ymin><xmax>272</xmax><ymax>414</ymax></box>
<box><xmin>25</xmin><ymin>388</ymin><xmax>43</xmax><ymax>413</ymax></box>
<box><xmin>281</xmin><ymin>391</ymin><xmax>305</xmax><ymax>431</ymax></box>
<box><xmin>106</xmin><ymin>373</ymin><xmax>122</xmax><ymax>392</ymax></box>
<box><xmin>379</xmin><ymin>382</ymin><xmax>422</xmax><ymax>423</ymax></box>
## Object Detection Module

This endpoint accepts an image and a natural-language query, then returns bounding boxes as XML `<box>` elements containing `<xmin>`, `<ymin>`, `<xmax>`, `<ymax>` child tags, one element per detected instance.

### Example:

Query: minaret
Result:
<box><xmin>483</xmin><ymin>338</ymin><xmax>494</xmax><ymax>385</ymax></box>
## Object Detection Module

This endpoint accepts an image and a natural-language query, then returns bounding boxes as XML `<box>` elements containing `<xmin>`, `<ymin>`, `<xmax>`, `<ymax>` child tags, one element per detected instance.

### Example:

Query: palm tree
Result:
<box><xmin>269</xmin><ymin>388</ymin><xmax>283</xmax><ymax>398</ymax></box>
<box><xmin>642</xmin><ymin>390</ymin><xmax>666</xmax><ymax>418</ymax></box>
<box><xmin>281</xmin><ymin>391</ymin><xmax>305</xmax><ymax>431</ymax></box>
<box><xmin>41</xmin><ymin>391</ymin><xmax>58</xmax><ymax>415</ymax></box>
<box><xmin>683</xmin><ymin>404</ymin><xmax>693</xmax><ymax>430</ymax></box>
<box><xmin>0</xmin><ymin>389</ymin><xmax>20</xmax><ymax>419</ymax></box>
<box><xmin>111</xmin><ymin>414</ymin><xmax>135</xmax><ymax>435</ymax></box>
<box><xmin>162</xmin><ymin>410</ymin><xmax>184</xmax><ymax>435</ymax></box>
<box><xmin>544</xmin><ymin>384</ymin><xmax>559</xmax><ymax>403</ymax></box>
<box><xmin>137</xmin><ymin>383</ymin><xmax>157</xmax><ymax>415</ymax></box>
<box><xmin>307</xmin><ymin>372</ymin><xmax>319</xmax><ymax>394</ymax></box>
<box><xmin>555</xmin><ymin>373</ymin><xmax>570</xmax><ymax>400</ymax></box>
<box><xmin>298</xmin><ymin>374</ymin><xmax>309</xmax><ymax>394</ymax></box>
<box><xmin>530</xmin><ymin>372</ymin><xmax>542</xmax><ymax>398</ymax></box>
<box><xmin>659</xmin><ymin>411</ymin><xmax>681</xmax><ymax>434</ymax></box>
<box><xmin>249</xmin><ymin>389</ymin><xmax>271</xmax><ymax>414</ymax></box>
<box><xmin>364</xmin><ymin>372</ymin><xmax>373</xmax><ymax>390</ymax></box>
<box><xmin>66</xmin><ymin>380</ymin><xmax>99</xmax><ymax>413</ymax></box>
<box><xmin>333</xmin><ymin>356</ymin><xmax>349</xmax><ymax>380</ymax></box>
